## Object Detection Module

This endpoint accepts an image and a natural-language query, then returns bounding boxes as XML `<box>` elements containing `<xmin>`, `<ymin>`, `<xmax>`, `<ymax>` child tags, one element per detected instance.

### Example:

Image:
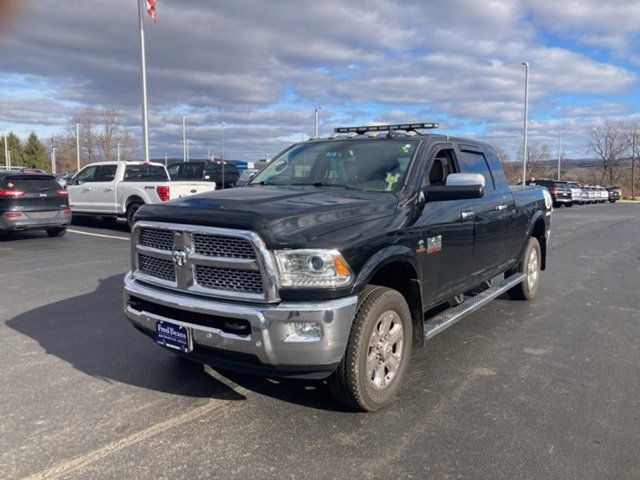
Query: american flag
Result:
<box><xmin>146</xmin><ymin>0</ymin><xmax>157</xmax><ymax>23</ymax></box>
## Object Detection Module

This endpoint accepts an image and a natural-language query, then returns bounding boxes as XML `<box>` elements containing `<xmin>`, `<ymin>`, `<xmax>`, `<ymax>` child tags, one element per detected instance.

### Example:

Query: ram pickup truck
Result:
<box><xmin>123</xmin><ymin>123</ymin><xmax>552</xmax><ymax>411</ymax></box>
<box><xmin>67</xmin><ymin>161</ymin><xmax>216</xmax><ymax>227</ymax></box>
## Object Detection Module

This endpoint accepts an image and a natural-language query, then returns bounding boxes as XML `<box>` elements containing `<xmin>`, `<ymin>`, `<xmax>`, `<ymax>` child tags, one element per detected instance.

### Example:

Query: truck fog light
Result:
<box><xmin>284</xmin><ymin>321</ymin><xmax>322</xmax><ymax>342</ymax></box>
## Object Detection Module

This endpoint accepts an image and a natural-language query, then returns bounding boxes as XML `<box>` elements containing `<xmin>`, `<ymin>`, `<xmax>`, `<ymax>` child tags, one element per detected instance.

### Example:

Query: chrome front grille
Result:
<box><xmin>194</xmin><ymin>265</ymin><xmax>263</xmax><ymax>294</ymax></box>
<box><xmin>131</xmin><ymin>221</ymin><xmax>278</xmax><ymax>302</ymax></box>
<box><xmin>139</xmin><ymin>227</ymin><xmax>174</xmax><ymax>251</ymax></box>
<box><xmin>193</xmin><ymin>234</ymin><xmax>256</xmax><ymax>259</ymax></box>
<box><xmin>138</xmin><ymin>254</ymin><xmax>176</xmax><ymax>282</ymax></box>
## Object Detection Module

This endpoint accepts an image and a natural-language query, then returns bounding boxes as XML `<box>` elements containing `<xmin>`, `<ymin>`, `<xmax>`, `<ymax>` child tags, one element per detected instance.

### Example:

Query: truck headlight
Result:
<box><xmin>274</xmin><ymin>249</ymin><xmax>352</xmax><ymax>288</ymax></box>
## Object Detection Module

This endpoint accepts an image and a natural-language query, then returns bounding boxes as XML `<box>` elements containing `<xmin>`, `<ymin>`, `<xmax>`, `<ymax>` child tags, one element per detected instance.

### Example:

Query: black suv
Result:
<box><xmin>0</xmin><ymin>171</ymin><xmax>71</xmax><ymax>236</ymax></box>
<box><xmin>167</xmin><ymin>160</ymin><xmax>240</xmax><ymax>188</ymax></box>
<box><xmin>526</xmin><ymin>179</ymin><xmax>572</xmax><ymax>207</ymax></box>
<box><xmin>604</xmin><ymin>185</ymin><xmax>621</xmax><ymax>203</ymax></box>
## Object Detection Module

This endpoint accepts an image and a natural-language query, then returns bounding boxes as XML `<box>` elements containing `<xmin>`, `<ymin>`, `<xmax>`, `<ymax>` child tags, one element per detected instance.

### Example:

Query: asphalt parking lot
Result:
<box><xmin>1</xmin><ymin>204</ymin><xmax>639</xmax><ymax>480</ymax></box>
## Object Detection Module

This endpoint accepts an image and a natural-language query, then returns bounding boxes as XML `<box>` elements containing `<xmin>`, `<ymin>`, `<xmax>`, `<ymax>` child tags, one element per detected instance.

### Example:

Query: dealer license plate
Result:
<box><xmin>155</xmin><ymin>320</ymin><xmax>192</xmax><ymax>353</ymax></box>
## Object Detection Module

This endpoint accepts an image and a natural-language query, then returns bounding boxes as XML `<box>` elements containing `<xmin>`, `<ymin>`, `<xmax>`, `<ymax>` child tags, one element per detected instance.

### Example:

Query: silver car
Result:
<box><xmin>566</xmin><ymin>181</ymin><xmax>583</xmax><ymax>205</ymax></box>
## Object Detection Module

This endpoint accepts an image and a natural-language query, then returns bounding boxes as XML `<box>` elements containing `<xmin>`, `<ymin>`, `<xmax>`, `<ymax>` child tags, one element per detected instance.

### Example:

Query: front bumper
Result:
<box><xmin>0</xmin><ymin>209</ymin><xmax>71</xmax><ymax>231</ymax></box>
<box><xmin>123</xmin><ymin>272</ymin><xmax>358</xmax><ymax>379</ymax></box>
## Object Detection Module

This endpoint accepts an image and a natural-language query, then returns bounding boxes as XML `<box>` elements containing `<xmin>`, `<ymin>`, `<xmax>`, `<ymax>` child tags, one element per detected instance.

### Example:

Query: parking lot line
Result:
<box><xmin>67</xmin><ymin>229</ymin><xmax>130</xmax><ymax>241</ymax></box>
<box><xmin>22</xmin><ymin>395</ymin><xmax>243</xmax><ymax>480</ymax></box>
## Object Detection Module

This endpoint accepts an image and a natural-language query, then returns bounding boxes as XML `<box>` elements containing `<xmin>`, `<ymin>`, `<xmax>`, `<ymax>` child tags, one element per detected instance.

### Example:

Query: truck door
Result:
<box><xmin>67</xmin><ymin>165</ymin><xmax>99</xmax><ymax>212</ymax></box>
<box><xmin>456</xmin><ymin>145</ymin><xmax>514</xmax><ymax>282</ymax></box>
<box><xmin>415</xmin><ymin>145</ymin><xmax>475</xmax><ymax>306</ymax></box>
<box><xmin>89</xmin><ymin>164</ymin><xmax>119</xmax><ymax>214</ymax></box>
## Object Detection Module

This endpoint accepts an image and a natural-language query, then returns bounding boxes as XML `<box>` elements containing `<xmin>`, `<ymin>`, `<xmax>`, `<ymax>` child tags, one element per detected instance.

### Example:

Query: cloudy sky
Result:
<box><xmin>1</xmin><ymin>0</ymin><xmax>639</xmax><ymax>160</ymax></box>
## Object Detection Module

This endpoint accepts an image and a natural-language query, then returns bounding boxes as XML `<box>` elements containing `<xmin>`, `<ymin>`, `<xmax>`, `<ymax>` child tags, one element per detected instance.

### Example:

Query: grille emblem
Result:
<box><xmin>171</xmin><ymin>249</ymin><xmax>188</xmax><ymax>267</ymax></box>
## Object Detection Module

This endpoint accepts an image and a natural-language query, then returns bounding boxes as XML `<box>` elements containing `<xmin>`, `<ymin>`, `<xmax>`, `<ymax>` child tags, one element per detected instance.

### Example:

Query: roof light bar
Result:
<box><xmin>333</xmin><ymin>122</ymin><xmax>439</xmax><ymax>134</ymax></box>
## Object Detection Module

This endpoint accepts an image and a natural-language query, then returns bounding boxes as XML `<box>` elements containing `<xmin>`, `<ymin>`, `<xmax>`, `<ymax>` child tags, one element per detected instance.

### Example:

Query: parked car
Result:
<box><xmin>566</xmin><ymin>181</ymin><xmax>583</xmax><ymax>205</ymax></box>
<box><xmin>236</xmin><ymin>168</ymin><xmax>258</xmax><ymax>187</ymax></box>
<box><xmin>605</xmin><ymin>185</ymin><xmax>621</xmax><ymax>203</ymax></box>
<box><xmin>123</xmin><ymin>122</ymin><xmax>551</xmax><ymax>411</ymax></box>
<box><xmin>167</xmin><ymin>160</ymin><xmax>240</xmax><ymax>189</ymax></box>
<box><xmin>0</xmin><ymin>171</ymin><xmax>71</xmax><ymax>236</ymax></box>
<box><xmin>526</xmin><ymin>179</ymin><xmax>572</xmax><ymax>207</ymax></box>
<box><xmin>579</xmin><ymin>185</ymin><xmax>591</xmax><ymax>204</ymax></box>
<box><xmin>595</xmin><ymin>186</ymin><xmax>608</xmax><ymax>203</ymax></box>
<box><xmin>67</xmin><ymin>161</ymin><xmax>217</xmax><ymax>228</ymax></box>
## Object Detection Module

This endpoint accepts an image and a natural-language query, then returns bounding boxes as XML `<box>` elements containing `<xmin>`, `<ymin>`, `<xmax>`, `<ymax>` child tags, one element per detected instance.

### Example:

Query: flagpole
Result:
<box><xmin>138</xmin><ymin>0</ymin><xmax>150</xmax><ymax>162</ymax></box>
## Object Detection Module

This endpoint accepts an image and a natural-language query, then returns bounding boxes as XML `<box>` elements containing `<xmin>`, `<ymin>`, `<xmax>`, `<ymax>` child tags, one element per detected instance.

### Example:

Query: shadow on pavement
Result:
<box><xmin>6</xmin><ymin>274</ymin><xmax>244</xmax><ymax>400</ymax></box>
<box><xmin>71</xmin><ymin>215</ymin><xmax>131</xmax><ymax>233</ymax></box>
<box><xmin>6</xmin><ymin>273</ymin><xmax>349</xmax><ymax>411</ymax></box>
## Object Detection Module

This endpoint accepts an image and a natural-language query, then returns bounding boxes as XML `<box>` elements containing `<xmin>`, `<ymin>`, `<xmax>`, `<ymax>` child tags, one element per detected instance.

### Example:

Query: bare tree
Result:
<box><xmin>519</xmin><ymin>143</ymin><xmax>552</xmax><ymax>180</ymax></box>
<box><xmin>492</xmin><ymin>144</ymin><xmax>519</xmax><ymax>184</ymax></box>
<box><xmin>589</xmin><ymin>122</ymin><xmax>627</xmax><ymax>184</ymax></box>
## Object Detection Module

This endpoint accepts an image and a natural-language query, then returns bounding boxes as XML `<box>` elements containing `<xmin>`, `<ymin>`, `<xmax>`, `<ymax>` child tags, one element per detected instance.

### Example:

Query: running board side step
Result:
<box><xmin>424</xmin><ymin>273</ymin><xmax>525</xmax><ymax>340</ymax></box>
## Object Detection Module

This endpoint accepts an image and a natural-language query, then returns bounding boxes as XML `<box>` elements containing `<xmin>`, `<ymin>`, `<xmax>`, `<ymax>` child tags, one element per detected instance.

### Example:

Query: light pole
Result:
<box><xmin>521</xmin><ymin>61</ymin><xmax>529</xmax><ymax>185</ymax></box>
<box><xmin>117</xmin><ymin>142</ymin><xmax>121</xmax><ymax>162</ymax></box>
<box><xmin>186</xmin><ymin>138</ymin><xmax>190</xmax><ymax>162</ymax></box>
<box><xmin>313</xmin><ymin>106</ymin><xmax>322</xmax><ymax>138</ymax></box>
<box><xmin>137</xmin><ymin>0</ymin><xmax>150</xmax><ymax>163</ymax></box>
<box><xmin>3</xmin><ymin>131</ymin><xmax>8</xmax><ymax>169</ymax></box>
<box><xmin>51</xmin><ymin>147</ymin><xmax>57</xmax><ymax>174</ymax></box>
<box><xmin>556</xmin><ymin>128</ymin><xmax>563</xmax><ymax>181</ymax></box>
<box><xmin>76</xmin><ymin>123</ymin><xmax>81</xmax><ymax>171</ymax></box>
<box><xmin>164</xmin><ymin>152</ymin><xmax>168</xmax><ymax>166</ymax></box>
<box><xmin>221</xmin><ymin>126</ymin><xmax>224</xmax><ymax>160</ymax></box>
<box><xmin>182</xmin><ymin>115</ymin><xmax>187</xmax><ymax>162</ymax></box>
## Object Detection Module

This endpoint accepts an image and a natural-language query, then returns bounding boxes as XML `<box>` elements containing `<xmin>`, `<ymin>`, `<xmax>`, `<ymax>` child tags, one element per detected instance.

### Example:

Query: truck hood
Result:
<box><xmin>135</xmin><ymin>185</ymin><xmax>399</xmax><ymax>247</ymax></box>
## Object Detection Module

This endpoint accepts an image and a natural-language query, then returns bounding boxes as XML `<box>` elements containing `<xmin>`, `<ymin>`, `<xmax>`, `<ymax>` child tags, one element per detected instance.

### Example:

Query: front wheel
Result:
<box><xmin>329</xmin><ymin>285</ymin><xmax>412</xmax><ymax>412</ymax></box>
<box><xmin>609</xmin><ymin>199</ymin><xmax>616</xmax><ymax>204</ymax></box>
<box><xmin>507</xmin><ymin>236</ymin><xmax>541</xmax><ymax>300</ymax></box>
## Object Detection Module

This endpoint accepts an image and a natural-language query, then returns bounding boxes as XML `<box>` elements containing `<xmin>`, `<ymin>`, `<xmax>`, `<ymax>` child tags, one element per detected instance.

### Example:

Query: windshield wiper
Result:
<box><xmin>290</xmin><ymin>182</ymin><xmax>363</xmax><ymax>190</ymax></box>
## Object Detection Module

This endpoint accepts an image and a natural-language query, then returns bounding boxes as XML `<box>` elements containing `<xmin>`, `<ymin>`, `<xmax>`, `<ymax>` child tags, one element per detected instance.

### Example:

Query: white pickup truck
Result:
<box><xmin>67</xmin><ymin>161</ymin><xmax>216</xmax><ymax>227</ymax></box>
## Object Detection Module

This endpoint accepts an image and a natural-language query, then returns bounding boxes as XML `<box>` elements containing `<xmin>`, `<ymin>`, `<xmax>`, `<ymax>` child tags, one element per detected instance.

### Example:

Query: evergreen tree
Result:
<box><xmin>0</xmin><ymin>133</ymin><xmax>25</xmax><ymax>168</ymax></box>
<box><xmin>23</xmin><ymin>132</ymin><xmax>49</xmax><ymax>172</ymax></box>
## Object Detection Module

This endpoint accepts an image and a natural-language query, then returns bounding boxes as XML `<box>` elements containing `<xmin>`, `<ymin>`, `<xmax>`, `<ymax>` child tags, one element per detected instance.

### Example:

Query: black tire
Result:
<box><xmin>329</xmin><ymin>285</ymin><xmax>412</xmax><ymax>412</ymax></box>
<box><xmin>609</xmin><ymin>199</ymin><xmax>616</xmax><ymax>204</ymax></box>
<box><xmin>552</xmin><ymin>202</ymin><xmax>560</xmax><ymax>208</ymax></box>
<box><xmin>566</xmin><ymin>202</ymin><xmax>573</xmax><ymax>207</ymax></box>
<box><xmin>126</xmin><ymin>203</ymin><xmax>142</xmax><ymax>229</ymax></box>
<box><xmin>507</xmin><ymin>236</ymin><xmax>541</xmax><ymax>300</ymax></box>
<box><xmin>46</xmin><ymin>227</ymin><xmax>67</xmax><ymax>237</ymax></box>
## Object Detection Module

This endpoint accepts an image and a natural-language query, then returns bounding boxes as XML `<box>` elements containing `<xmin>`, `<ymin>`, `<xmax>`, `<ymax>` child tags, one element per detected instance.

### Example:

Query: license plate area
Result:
<box><xmin>155</xmin><ymin>320</ymin><xmax>193</xmax><ymax>353</ymax></box>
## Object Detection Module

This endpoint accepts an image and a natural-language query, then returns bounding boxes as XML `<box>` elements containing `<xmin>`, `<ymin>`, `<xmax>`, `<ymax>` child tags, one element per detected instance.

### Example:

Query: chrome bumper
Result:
<box><xmin>123</xmin><ymin>272</ymin><xmax>358</xmax><ymax>378</ymax></box>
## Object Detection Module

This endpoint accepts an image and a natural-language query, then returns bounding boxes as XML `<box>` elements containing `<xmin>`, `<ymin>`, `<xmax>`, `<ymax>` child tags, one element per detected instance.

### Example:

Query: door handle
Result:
<box><xmin>496</xmin><ymin>204</ymin><xmax>508</xmax><ymax>211</ymax></box>
<box><xmin>82</xmin><ymin>187</ymin><xmax>91</xmax><ymax>191</ymax></box>
<box><xmin>460</xmin><ymin>211</ymin><xmax>474</xmax><ymax>220</ymax></box>
<box><xmin>104</xmin><ymin>187</ymin><xmax>114</xmax><ymax>191</ymax></box>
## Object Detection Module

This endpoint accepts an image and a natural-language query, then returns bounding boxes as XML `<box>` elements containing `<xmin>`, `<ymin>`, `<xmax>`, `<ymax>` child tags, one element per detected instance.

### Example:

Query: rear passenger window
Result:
<box><xmin>457</xmin><ymin>150</ymin><xmax>494</xmax><ymax>190</ymax></box>
<box><xmin>123</xmin><ymin>165</ymin><xmax>168</xmax><ymax>182</ymax></box>
<box><xmin>97</xmin><ymin>165</ymin><xmax>117</xmax><ymax>182</ymax></box>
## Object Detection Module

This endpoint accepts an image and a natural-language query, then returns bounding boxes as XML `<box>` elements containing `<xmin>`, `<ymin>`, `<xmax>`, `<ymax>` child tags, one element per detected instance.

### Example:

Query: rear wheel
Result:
<box><xmin>507</xmin><ymin>236</ymin><xmax>541</xmax><ymax>300</ymax></box>
<box><xmin>566</xmin><ymin>202</ymin><xmax>573</xmax><ymax>207</ymax></box>
<box><xmin>329</xmin><ymin>285</ymin><xmax>412</xmax><ymax>412</ymax></box>
<box><xmin>609</xmin><ymin>199</ymin><xmax>616</xmax><ymax>203</ymax></box>
<box><xmin>126</xmin><ymin>203</ymin><xmax>142</xmax><ymax>229</ymax></box>
<box><xmin>46</xmin><ymin>227</ymin><xmax>67</xmax><ymax>237</ymax></box>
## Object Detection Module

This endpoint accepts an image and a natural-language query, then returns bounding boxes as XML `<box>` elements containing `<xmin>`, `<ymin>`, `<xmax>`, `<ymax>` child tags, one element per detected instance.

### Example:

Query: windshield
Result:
<box><xmin>249</xmin><ymin>139</ymin><xmax>419</xmax><ymax>192</ymax></box>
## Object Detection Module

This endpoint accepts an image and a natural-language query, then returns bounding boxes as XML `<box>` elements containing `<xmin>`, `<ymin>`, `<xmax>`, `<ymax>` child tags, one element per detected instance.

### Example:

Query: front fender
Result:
<box><xmin>350</xmin><ymin>244</ymin><xmax>421</xmax><ymax>294</ymax></box>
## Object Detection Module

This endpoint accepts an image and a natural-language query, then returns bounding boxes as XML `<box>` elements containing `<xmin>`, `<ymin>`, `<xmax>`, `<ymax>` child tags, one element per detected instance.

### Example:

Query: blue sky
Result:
<box><xmin>0</xmin><ymin>0</ymin><xmax>638</xmax><ymax>160</ymax></box>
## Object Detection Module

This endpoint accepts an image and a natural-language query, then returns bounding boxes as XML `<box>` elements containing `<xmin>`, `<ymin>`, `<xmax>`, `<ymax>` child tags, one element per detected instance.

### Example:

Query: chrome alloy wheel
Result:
<box><xmin>367</xmin><ymin>310</ymin><xmax>404</xmax><ymax>390</ymax></box>
<box><xmin>526</xmin><ymin>248</ymin><xmax>539</xmax><ymax>290</ymax></box>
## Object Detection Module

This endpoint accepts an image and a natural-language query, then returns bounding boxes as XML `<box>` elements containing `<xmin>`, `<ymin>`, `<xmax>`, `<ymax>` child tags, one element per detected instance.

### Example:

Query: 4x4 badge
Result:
<box><xmin>417</xmin><ymin>235</ymin><xmax>442</xmax><ymax>254</ymax></box>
